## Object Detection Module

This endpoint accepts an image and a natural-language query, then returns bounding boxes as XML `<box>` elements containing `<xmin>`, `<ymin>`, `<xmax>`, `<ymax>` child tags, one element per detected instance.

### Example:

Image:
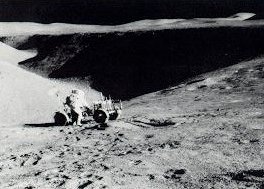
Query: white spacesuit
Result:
<box><xmin>65</xmin><ymin>89</ymin><xmax>87</xmax><ymax>126</ymax></box>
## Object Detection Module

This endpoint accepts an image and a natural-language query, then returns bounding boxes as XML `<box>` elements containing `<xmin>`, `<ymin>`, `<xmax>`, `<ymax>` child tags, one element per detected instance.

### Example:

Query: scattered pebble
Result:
<box><xmin>78</xmin><ymin>180</ymin><xmax>93</xmax><ymax>189</ymax></box>
<box><xmin>133</xmin><ymin>160</ymin><xmax>142</xmax><ymax>165</ymax></box>
<box><xmin>145</xmin><ymin>134</ymin><xmax>154</xmax><ymax>139</ymax></box>
<box><xmin>164</xmin><ymin>169</ymin><xmax>186</xmax><ymax>180</ymax></box>
<box><xmin>148</xmin><ymin>174</ymin><xmax>155</xmax><ymax>180</ymax></box>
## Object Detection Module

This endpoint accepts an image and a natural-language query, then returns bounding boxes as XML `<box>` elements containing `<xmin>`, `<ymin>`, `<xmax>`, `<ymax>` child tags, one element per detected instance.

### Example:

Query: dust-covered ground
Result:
<box><xmin>0</xmin><ymin>54</ymin><xmax>264</xmax><ymax>188</ymax></box>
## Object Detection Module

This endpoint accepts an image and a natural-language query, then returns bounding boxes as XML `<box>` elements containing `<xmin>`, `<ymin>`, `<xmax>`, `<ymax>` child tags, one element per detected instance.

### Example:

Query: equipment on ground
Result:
<box><xmin>54</xmin><ymin>94</ymin><xmax>122</xmax><ymax>126</ymax></box>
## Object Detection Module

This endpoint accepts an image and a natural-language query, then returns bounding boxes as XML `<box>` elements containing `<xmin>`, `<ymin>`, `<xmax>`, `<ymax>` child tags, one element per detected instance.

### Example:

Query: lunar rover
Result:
<box><xmin>54</xmin><ymin>95</ymin><xmax>122</xmax><ymax>126</ymax></box>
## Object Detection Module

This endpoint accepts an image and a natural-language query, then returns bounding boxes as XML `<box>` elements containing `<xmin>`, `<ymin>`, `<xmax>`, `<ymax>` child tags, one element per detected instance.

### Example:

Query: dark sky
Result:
<box><xmin>0</xmin><ymin>0</ymin><xmax>263</xmax><ymax>25</ymax></box>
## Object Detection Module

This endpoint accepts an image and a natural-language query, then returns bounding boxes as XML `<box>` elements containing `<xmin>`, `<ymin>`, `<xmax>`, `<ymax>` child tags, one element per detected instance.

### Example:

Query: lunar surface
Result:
<box><xmin>0</xmin><ymin>19</ymin><xmax>264</xmax><ymax>189</ymax></box>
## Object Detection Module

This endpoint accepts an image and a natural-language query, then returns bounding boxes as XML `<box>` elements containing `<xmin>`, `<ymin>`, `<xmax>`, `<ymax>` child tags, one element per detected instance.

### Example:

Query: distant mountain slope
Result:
<box><xmin>6</xmin><ymin>24</ymin><xmax>263</xmax><ymax>100</ymax></box>
<box><xmin>0</xmin><ymin>42</ymin><xmax>100</xmax><ymax>125</ymax></box>
<box><xmin>0</xmin><ymin>42</ymin><xmax>36</xmax><ymax>64</ymax></box>
<box><xmin>0</xmin><ymin>14</ymin><xmax>260</xmax><ymax>36</ymax></box>
<box><xmin>13</xmin><ymin>35</ymin><xmax>87</xmax><ymax>76</ymax></box>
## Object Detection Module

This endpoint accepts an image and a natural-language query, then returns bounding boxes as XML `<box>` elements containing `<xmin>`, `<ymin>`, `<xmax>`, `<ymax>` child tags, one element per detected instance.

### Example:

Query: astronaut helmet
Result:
<box><xmin>71</xmin><ymin>89</ymin><xmax>85</xmax><ymax>98</ymax></box>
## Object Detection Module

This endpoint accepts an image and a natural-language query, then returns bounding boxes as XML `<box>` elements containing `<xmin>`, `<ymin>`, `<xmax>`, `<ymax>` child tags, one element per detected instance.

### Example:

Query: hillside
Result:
<box><xmin>0</xmin><ymin>42</ymin><xmax>36</xmax><ymax>64</ymax></box>
<box><xmin>0</xmin><ymin>43</ymin><xmax>100</xmax><ymax>125</ymax></box>
<box><xmin>1</xmin><ymin>21</ymin><xmax>264</xmax><ymax>99</ymax></box>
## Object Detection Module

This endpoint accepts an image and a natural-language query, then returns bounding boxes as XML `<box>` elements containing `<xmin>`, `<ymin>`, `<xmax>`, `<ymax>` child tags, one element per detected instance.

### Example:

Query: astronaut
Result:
<box><xmin>65</xmin><ymin>89</ymin><xmax>88</xmax><ymax>126</ymax></box>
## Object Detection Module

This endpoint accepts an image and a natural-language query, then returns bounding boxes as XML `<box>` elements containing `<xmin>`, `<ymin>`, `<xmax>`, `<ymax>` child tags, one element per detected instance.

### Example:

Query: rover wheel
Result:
<box><xmin>93</xmin><ymin>109</ymin><xmax>109</xmax><ymax>123</ymax></box>
<box><xmin>54</xmin><ymin>112</ymin><xmax>68</xmax><ymax>126</ymax></box>
<box><xmin>109</xmin><ymin>109</ymin><xmax>122</xmax><ymax>120</ymax></box>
